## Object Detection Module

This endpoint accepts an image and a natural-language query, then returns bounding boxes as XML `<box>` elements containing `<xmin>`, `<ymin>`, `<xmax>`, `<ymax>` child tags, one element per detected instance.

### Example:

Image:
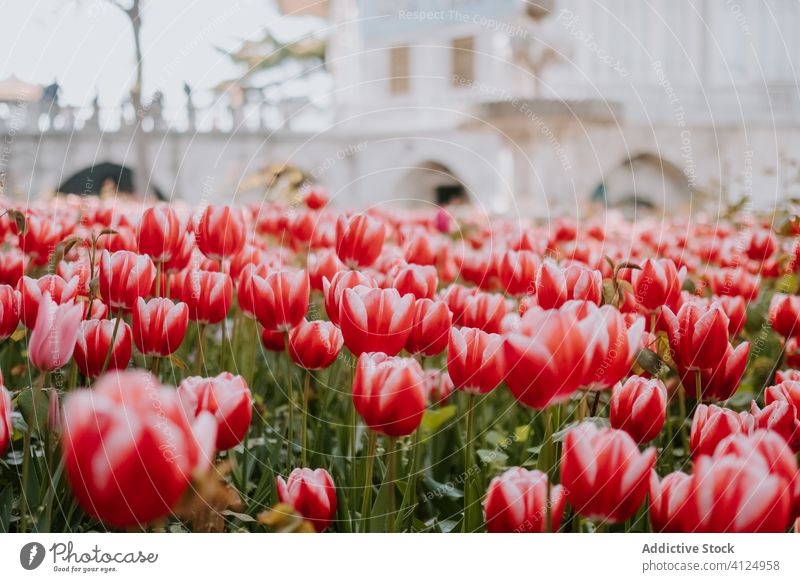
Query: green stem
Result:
<box><xmin>694</xmin><ymin>369</ymin><xmax>702</xmax><ymax>404</ymax></box>
<box><xmin>678</xmin><ymin>382</ymin><xmax>689</xmax><ymax>457</ymax></box>
<box><xmin>155</xmin><ymin>260</ymin><xmax>162</xmax><ymax>298</ymax></box>
<box><xmin>194</xmin><ymin>322</ymin><xmax>206</xmax><ymax>376</ymax></box>
<box><xmin>463</xmin><ymin>393</ymin><xmax>477</xmax><ymax>533</ymax></box>
<box><xmin>284</xmin><ymin>332</ymin><xmax>294</xmax><ymax>468</ymax></box>
<box><xmin>301</xmin><ymin>371</ymin><xmax>311</xmax><ymax>466</ymax></box>
<box><xmin>20</xmin><ymin>373</ymin><xmax>47</xmax><ymax>532</ymax></box>
<box><xmin>386</xmin><ymin>436</ymin><xmax>397</xmax><ymax>532</ymax></box>
<box><xmin>360</xmin><ymin>430</ymin><xmax>378</xmax><ymax>530</ymax></box>
<box><xmin>150</xmin><ymin>355</ymin><xmax>161</xmax><ymax>378</ymax></box>
<box><xmin>99</xmin><ymin>309</ymin><xmax>123</xmax><ymax>375</ymax></box>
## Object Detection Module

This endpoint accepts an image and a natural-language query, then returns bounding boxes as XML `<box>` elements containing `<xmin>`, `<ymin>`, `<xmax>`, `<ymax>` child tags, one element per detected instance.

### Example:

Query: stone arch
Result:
<box><xmin>592</xmin><ymin>153</ymin><xmax>692</xmax><ymax>216</ymax></box>
<box><xmin>57</xmin><ymin>162</ymin><xmax>166</xmax><ymax>200</ymax></box>
<box><xmin>394</xmin><ymin>160</ymin><xmax>468</xmax><ymax>207</ymax></box>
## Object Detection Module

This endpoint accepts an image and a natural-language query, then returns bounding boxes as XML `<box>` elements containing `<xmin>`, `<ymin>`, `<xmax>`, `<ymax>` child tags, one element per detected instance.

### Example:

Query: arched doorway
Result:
<box><xmin>58</xmin><ymin>162</ymin><xmax>165</xmax><ymax>200</ymax></box>
<box><xmin>593</xmin><ymin>154</ymin><xmax>692</xmax><ymax>216</ymax></box>
<box><xmin>395</xmin><ymin>161</ymin><xmax>468</xmax><ymax>207</ymax></box>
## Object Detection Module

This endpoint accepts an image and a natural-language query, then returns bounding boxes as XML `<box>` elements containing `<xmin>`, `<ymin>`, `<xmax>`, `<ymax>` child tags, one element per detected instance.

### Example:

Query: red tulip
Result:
<box><xmin>98</xmin><ymin>250</ymin><xmax>156</xmax><ymax>312</ymax></box>
<box><xmin>0</xmin><ymin>251</ymin><xmax>25</xmax><ymax>287</ymax></box>
<box><xmin>440</xmin><ymin>283</ymin><xmax>475</xmax><ymax>324</ymax></box>
<box><xmin>62</xmin><ymin>370</ymin><xmax>214</xmax><ymax>527</ymax></box>
<box><xmin>503</xmin><ymin>305</ymin><xmax>588</xmax><ymax>408</ymax></box>
<box><xmin>404</xmin><ymin>231</ymin><xmax>439</xmax><ymax>266</ymax></box>
<box><xmin>236</xmin><ymin>263</ymin><xmax>269</xmax><ymax>319</ymax></box>
<box><xmin>661</xmin><ymin>301</ymin><xmax>730</xmax><ymax>370</ymax></box>
<box><xmin>74</xmin><ymin>318</ymin><xmax>132</xmax><ymax>377</ymax></box>
<box><xmin>132</xmin><ymin>297</ymin><xmax>189</xmax><ymax>356</ymax></box>
<box><xmin>304</xmin><ymin>188</ymin><xmax>329</xmax><ymax>210</ymax></box>
<box><xmin>447</xmin><ymin>327</ymin><xmax>504</xmax><ymax>394</ymax></box>
<box><xmin>180</xmin><ymin>269</ymin><xmax>233</xmax><ymax>324</ymax></box>
<box><xmin>708</xmin><ymin>267</ymin><xmax>760</xmax><ymax>301</ymax></box>
<box><xmin>579</xmin><ymin>303</ymin><xmax>644</xmax><ymax>390</ymax></box>
<box><xmin>261</xmin><ymin>327</ymin><xmax>285</xmax><ymax>351</ymax></box>
<box><xmin>28</xmin><ymin>292</ymin><xmax>83</xmax><ymax>371</ymax></box>
<box><xmin>18</xmin><ymin>213</ymin><xmax>63</xmax><ymax>265</ymax></box>
<box><xmin>423</xmin><ymin>369</ymin><xmax>454</xmax><ymax>405</ymax></box>
<box><xmin>770</xmin><ymin>294</ymin><xmax>800</xmax><ymax>338</ymax></box>
<box><xmin>163</xmin><ymin>231</ymin><xmax>195</xmax><ymax>273</ymax></box>
<box><xmin>137</xmin><ymin>205</ymin><xmax>183</xmax><ymax>262</ymax></box>
<box><xmin>462</xmin><ymin>291</ymin><xmax>506</xmax><ymax>333</ymax></box>
<box><xmin>750</xmin><ymin>401</ymin><xmax>798</xmax><ymax>450</ymax></box>
<box><xmin>322</xmin><ymin>270</ymin><xmax>376</xmax><ymax>326</ymax></box>
<box><xmin>179</xmin><ymin>372</ymin><xmax>252</xmax><ymax>450</ymax></box>
<box><xmin>288</xmin><ymin>319</ymin><xmax>343</xmax><ymax>370</ymax></box>
<box><xmin>352</xmin><ymin>352</ymin><xmax>426</xmax><ymax>436</ymax></box>
<box><xmin>683</xmin><ymin>454</ymin><xmax>792</xmax><ymax>532</ymax></box>
<box><xmin>57</xmin><ymin>258</ymin><xmax>92</xmax><ymax>295</ymax></box>
<box><xmin>690</xmin><ymin>404</ymin><xmax>750</xmax><ymax>458</ymax></box>
<box><xmin>387</xmin><ymin>262</ymin><xmax>437</xmax><ymax>300</ymax></box>
<box><xmin>85</xmin><ymin>298</ymin><xmax>108</xmax><ymax>320</ymax></box>
<box><xmin>405</xmin><ymin>298</ymin><xmax>452</xmax><ymax>356</ymax></box>
<box><xmin>610</xmin><ymin>376</ymin><xmax>667</xmax><ymax>443</ymax></box>
<box><xmin>252</xmin><ymin>269</ymin><xmax>310</xmax><ymax>332</ymax></box>
<box><xmin>276</xmin><ymin>468</ymin><xmax>337</xmax><ymax>532</ymax></box>
<box><xmin>631</xmin><ymin>258</ymin><xmax>684</xmax><ymax>311</ymax></box>
<box><xmin>717</xmin><ymin>295</ymin><xmax>746</xmax><ymax>336</ymax></box>
<box><xmin>679</xmin><ymin>342</ymin><xmax>749</xmax><ymax>401</ymax></box>
<box><xmin>649</xmin><ymin>471</ymin><xmax>692</xmax><ymax>532</ymax></box>
<box><xmin>307</xmin><ymin>249</ymin><xmax>344</xmax><ymax>291</ymax></box>
<box><xmin>561</xmin><ymin>423</ymin><xmax>656</xmax><ymax>523</ymax></box>
<box><xmin>339</xmin><ymin>286</ymin><xmax>415</xmax><ymax>356</ymax></box>
<box><xmin>0</xmin><ymin>384</ymin><xmax>10</xmax><ymax>456</ymax></box>
<box><xmin>745</xmin><ymin>229</ymin><xmax>777</xmax><ymax>261</ymax></box>
<box><xmin>497</xmin><ymin>250</ymin><xmax>538</xmax><ymax>296</ymax></box>
<box><xmin>18</xmin><ymin>274</ymin><xmax>80</xmax><ymax>328</ymax></box>
<box><xmin>0</xmin><ymin>284</ymin><xmax>20</xmax><ymax>339</ymax></box>
<box><xmin>196</xmin><ymin>205</ymin><xmax>246</xmax><ymax>262</ymax></box>
<box><xmin>536</xmin><ymin>261</ymin><xmax>602</xmax><ymax>309</ymax></box>
<box><xmin>776</xmin><ymin>369</ymin><xmax>800</xmax><ymax>383</ymax></box>
<box><xmin>485</xmin><ymin>468</ymin><xmax>565</xmax><ymax>533</ymax></box>
<box><xmin>335</xmin><ymin>213</ymin><xmax>385</xmax><ymax>268</ymax></box>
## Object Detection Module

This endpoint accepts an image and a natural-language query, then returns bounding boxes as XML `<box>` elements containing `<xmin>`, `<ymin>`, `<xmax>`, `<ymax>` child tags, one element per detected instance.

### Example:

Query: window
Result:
<box><xmin>451</xmin><ymin>36</ymin><xmax>475</xmax><ymax>86</ymax></box>
<box><xmin>389</xmin><ymin>46</ymin><xmax>410</xmax><ymax>95</ymax></box>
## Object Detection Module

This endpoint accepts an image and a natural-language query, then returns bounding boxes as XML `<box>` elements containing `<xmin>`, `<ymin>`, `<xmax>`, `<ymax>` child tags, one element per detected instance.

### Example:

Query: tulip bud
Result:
<box><xmin>179</xmin><ymin>372</ymin><xmax>252</xmax><ymax>450</ymax></box>
<box><xmin>340</xmin><ymin>286</ymin><xmax>415</xmax><ymax>356</ymax></box>
<box><xmin>98</xmin><ymin>250</ymin><xmax>156</xmax><ymax>312</ymax></box>
<box><xmin>132</xmin><ymin>297</ymin><xmax>189</xmax><ymax>356</ymax></box>
<box><xmin>74</xmin><ymin>318</ymin><xmax>133</xmax><ymax>378</ymax></box>
<box><xmin>610</xmin><ymin>376</ymin><xmax>667</xmax><ymax>443</ymax></box>
<box><xmin>322</xmin><ymin>270</ymin><xmax>376</xmax><ymax>326</ymax></box>
<box><xmin>447</xmin><ymin>327</ymin><xmax>504</xmax><ymax>394</ymax></box>
<box><xmin>196</xmin><ymin>205</ymin><xmax>246</xmax><ymax>262</ymax></box>
<box><xmin>180</xmin><ymin>269</ymin><xmax>233</xmax><ymax>324</ymax></box>
<box><xmin>690</xmin><ymin>404</ymin><xmax>750</xmax><ymax>458</ymax></box>
<box><xmin>28</xmin><ymin>292</ymin><xmax>83</xmax><ymax>371</ymax></box>
<box><xmin>485</xmin><ymin>467</ymin><xmax>565</xmax><ymax>533</ymax></box>
<box><xmin>288</xmin><ymin>319</ymin><xmax>343</xmax><ymax>370</ymax></box>
<box><xmin>0</xmin><ymin>284</ymin><xmax>21</xmax><ymax>340</ymax></box>
<box><xmin>649</xmin><ymin>471</ymin><xmax>692</xmax><ymax>532</ymax></box>
<box><xmin>0</xmin><ymin>385</ymin><xmax>11</xmax><ymax>456</ymax></box>
<box><xmin>662</xmin><ymin>302</ymin><xmax>730</xmax><ymax>370</ymax></box>
<box><xmin>770</xmin><ymin>294</ymin><xmax>800</xmax><ymax>339</ymax></box>
<box><xmin>137</xmin><ymin>205</ymin><xmax>183</xmax><ymax>262</ymax></box>
<box><xmin>336</xmin><ymin>213</ymin><xmax>385</xmax><ymax>268</ymax></box>
<box><xmin>18</xmin><ymin>274</ymin><xmax>80</xmax><ymax>328</ymax></box>
<box><xmin>276</xmin><ymin>468</ymin><xmax>337</xmax><ymax>532</ymax></box>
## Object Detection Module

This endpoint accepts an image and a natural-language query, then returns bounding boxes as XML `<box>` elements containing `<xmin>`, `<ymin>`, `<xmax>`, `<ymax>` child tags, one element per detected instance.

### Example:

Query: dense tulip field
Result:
<box><xmin>1</xmin><ymin>191</ymin><xmax>800</xmax><ymax>533</ymax></box>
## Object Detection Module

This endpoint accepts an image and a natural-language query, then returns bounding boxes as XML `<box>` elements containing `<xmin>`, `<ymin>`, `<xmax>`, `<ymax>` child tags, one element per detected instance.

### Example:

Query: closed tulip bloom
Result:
<box><xmin>403</xmin><ymin>231</ymin><xmax>439</xmax><ymax>266</ymax></box>
<box><xmin>276</xmin><ymin>468</ymin><xmax>337</xmax><ymax>532</ymax></box>
<box><xmin>661</xmin><ymin>301</ymin><xmax>730</xmax><ymax>370</ymax></box>
<box><xmin>253</xmin><ymin>269</ymin><xmax>310</xmax><ymax>332</ymax></box>
<box><xmin>684</xmin><ymin>454</ymin><xmax>792</xmax><ymax>532</ymax></box>
<box><xmin>610</xmin><ymin>376</ymin><xmax>667</xmax><ymax>443</ymax></box>
<box><xmin>74</xmin><ymin>319</ymin><xmax>132</xmax><ymax>377</ymax></box>
<box><xmin>580</xmin><ymin>304</ymin><xmax>644</xmax><ymax>390</ymax></box>
<box><xmin>485</xmin><ymin>468</ymin><xmax>565</xmax><ymax>533</ymax></box>
<box><xmin>339</xmin><ymin>286</ymin><xmax>415</xmax><ymax>356</ymax></box>
<box><xmin>336</xmin><ymin>213</ymin><xmax>385</xmax><ymax>268</ymax></box>
<box><xmin>18</xmin><ymin>213</ymin><xmax>63</xmax><ymax>265</ymax></box>
<box><xmin>57</xmin><ymin>258</ymin><xmax>92</xmax><ymax>295</ymax></box>
<box><xmin>307</xmin><ymin>249</ymin><xmax>345</xmax><ymax>291</ymax></box>
<box><xmin>322</xmin><ymin>270</ymin><xmax>375</xmax><ymax>326</ymax></box>
<box><xmin>387</xmin><ymin>262</ymin><xmax>438</xmax><ymax>300</ymax></box>
<box><xmin>18</xmin><ymin>274</ymin><xmax>80</xmax><ymax>328</ymax></box>
<box><xmin>708</xmin><ymin>267</ymin><xmax>760</xmax><ymax>301</ymax></box>
<box><xmin>631</xmin><ymin>258</ymin><xmax>684</xmax><ymax>311</ymax></box>
<box><xmin>405</xmin><ymin>298</ymin><xmax>452</xmax><ymax>356</ymax></box>
<box><xmin>766</xmin><ymin>380</ymin><xmax>800</xmax><ymax>412</ymax></box>
<box><xmin>352</xmin><ymin>352</ymin><xmax>427</xmax><ymax>436</ymax></box>
<box><xmin>717</xmin><ymin>295</ymin><xmax>746</xmax><ymax>336</ymax></box>
<box><xmin>163</xmin><ymin>231</ymin><xmax>195</xmax><ymax>273</ymax></box>
<box><xmin>261</xmin><ymin>326</ymin><xmax>286</xmax><ymax>351</ymax></box>
<box><xmin>497</xmin><ymin>250</ymin><xmax>538</xmax><ymax>296</ymax></box>
<box><xmin>180</xmin><ymin>269</ymin><xmax>233</xmax><ymax>324</ymax></box>
<box><xmin>561</xmin><ymin>424</ymin><xmax>656</xmax><ymax>523</ymax></box>
<box><xmin>447</xmin><ymin>327</ymin><xmax>505</xmax><ymax>394</ymax></box>
<box><xmin>0</xmin><ymin>385</ymin><xmax>10</xmax><ymax>456</ymax></box>
<box><xmin>0</xmin><ymin>251</ymin><xmax>25</xmax><ymax>286</ymax></box>
<box><xmin>776</xmin><ymin>369</ymin><xmax>800</xmax><ymax>383</ymax></box>
<box><xmin>28</xmin><ymin>292</ymin><xmax>83</xmax><ymax>371</ymax></box>
<box><xmin>179</xmin><ymin>372</ymin><xmax>252</xmax><ymax>450</ymax></box>
<box><xmin>680</xmin><ymin>342</ymin><xmax>750</xmax><ymax>401</ymax></box>
<box><xmin>289</xmin><ymin>319</ymin><xmax>343</xmax><ymax>370</ymax></box>
<box><xmin>304</xmin><ymin>188</ymin><xmax>329</xmax><ymax>210</ymax></box>
<box><xmin>132</xmin><ymin>297</ymin><xmax>189</xmax><ymax>356</ymax></box>
<box><xmin>771</xmin><ymin>294</ymin><xmax>800</xmax><ymax>339</ymax></box>
<box><xmin>196</xmin><ymin>205</ymin><xmax>246</xmax><ymax>262</ymax></box>
<box><xmin>236</xmin><ymin>263</ymin><xmax>270</xmax><ymax>319</ymax></box>
<box><xmin>137</xmin><ymin>205</ymin><xmax>183</xmax><ymax>262</ymax></box>
<box><xmin>690</xmin><ymin>404</ymin><xmax>750</xmax><ymax>458</ymax></box>
<box><xmin>462</xmin><ymin>291</ymin><xmax>506</xmax><ymax>333</ymax></box>
<box><xmin>440</xmin><ymin>283</ymin><xmax>475</xmax><ymax>324</ymax></box>
<box><xmin>746</xmin><ymin>229</ymin><xmax>777</xmax><ymax>261</ymax></box>
<box><xmin>98</xmin><ymin>250</ymin><xmax>156</xmax><ymax>311</ymax></box>
<box><xmin>0</xmin><ymin>284</ymin><xmax>21</xmax><ymax>339</ymax></box>
<box><xmin>504</xmin><ymin>306</ymin><xmax>588</xmax><ymax>408</ymax></box>
<box><xmin>649</xmin><ymin>471</ymin><xmax>692</xmax><ymax>532</ymax></box>
<box><xmin>750</xmin><ymin>401</ymin><xmax>799</xmax><ymax>450</ymax></box>
<box><xmin>62</xmin><ymin>370</ymin><xmax>211</xmax><ymax>527</ymax></box>
<box><xmin>536</xmin><ymin>261</ymin><xmax>602</xmax><ymax>309</ymax></box>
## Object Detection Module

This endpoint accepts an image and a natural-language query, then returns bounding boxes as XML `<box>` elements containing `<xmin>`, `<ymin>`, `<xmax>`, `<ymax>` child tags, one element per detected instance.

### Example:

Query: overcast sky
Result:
<box><xmin>0</xmin><ymin>0</ymin><xmax>321</xmax><ymax>108</ymax></box>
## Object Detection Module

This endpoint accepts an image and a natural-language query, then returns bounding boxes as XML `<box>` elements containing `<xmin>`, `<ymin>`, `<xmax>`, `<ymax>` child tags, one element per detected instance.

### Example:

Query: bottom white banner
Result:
<box><xmin>1</xmin><ymin>534</ymin><xmax>798</xmax><ymax>581</ymax></box>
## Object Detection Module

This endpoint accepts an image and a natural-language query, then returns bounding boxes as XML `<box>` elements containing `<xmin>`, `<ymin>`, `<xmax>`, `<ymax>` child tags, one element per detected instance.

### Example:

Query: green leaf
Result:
<box><xmin>553</xmin><ymin>417</ymin><xmax>610</xmax><ymax>443</ymax></box>
<box><xmin>16</xmin><ymin>386</ymin><xmax>49</xmax><ymax>434</ymax></box>
<box><xmin>420</xmin><ymin>405</ymin><xmax>456</xmax><ymax>433</ymax></box>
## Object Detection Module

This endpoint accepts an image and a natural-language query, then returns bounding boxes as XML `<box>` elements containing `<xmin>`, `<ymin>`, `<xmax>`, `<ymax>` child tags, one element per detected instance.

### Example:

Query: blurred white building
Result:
<box><xmin>3</xmin><ymin>0</ymin><xmax>800</xmax><ymax>218</ymax></box>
